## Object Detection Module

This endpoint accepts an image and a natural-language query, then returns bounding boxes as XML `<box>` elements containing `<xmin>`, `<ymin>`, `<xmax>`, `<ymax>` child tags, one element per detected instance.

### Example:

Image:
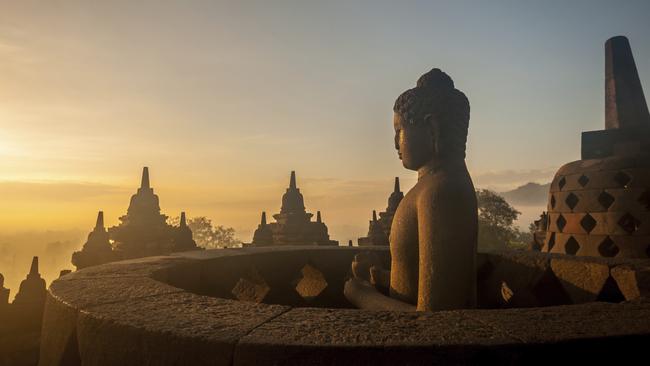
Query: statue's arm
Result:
<box><xmin>344</xmin><ymin>278</ymin><xmax>415</xmax><ymax>312</ymax></box>
<box><xmin>417</xmin><ymin>187</ymin><xmax>474</xmax><ymax>311</ymax></box>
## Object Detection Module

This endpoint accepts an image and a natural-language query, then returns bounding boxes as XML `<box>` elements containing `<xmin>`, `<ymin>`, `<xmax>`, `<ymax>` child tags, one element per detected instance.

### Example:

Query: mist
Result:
<box><xmin>0</xmin><ymin>229</ymin><xmax>84</xmax><ymax>300</ymax></box>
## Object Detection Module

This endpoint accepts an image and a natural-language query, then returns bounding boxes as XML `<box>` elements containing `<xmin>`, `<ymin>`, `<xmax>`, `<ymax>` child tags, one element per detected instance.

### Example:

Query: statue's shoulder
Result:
<box><xmin>415</xmin><ymin>171</ymin><xmax>474</xmax><ymax>208</ymax></box>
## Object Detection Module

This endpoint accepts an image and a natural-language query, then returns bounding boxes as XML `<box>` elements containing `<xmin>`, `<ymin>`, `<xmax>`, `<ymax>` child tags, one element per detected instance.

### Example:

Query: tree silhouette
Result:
<box><xmin>476</xmin><ymin>189</ymin><xmax>529</xmax><ymax>251</ymax></box>
<box><xmin>168</xmin><ymin>216</ymin><xmax>240</xmax><ymax>249</ymax></box>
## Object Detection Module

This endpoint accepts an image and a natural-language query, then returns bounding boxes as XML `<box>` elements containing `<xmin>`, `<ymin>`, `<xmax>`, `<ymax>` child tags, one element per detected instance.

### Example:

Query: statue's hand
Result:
<box><xmin>369</xmin><ymin>265</ymin><xmax>390</xmax><ymax>289</ymax></box>
<box><xmin>350</xmin><ymin>251</ymin><xmax>390</xmax><ymax>295</ymax></box>
<box><xmin>351</xmin><ymin>251</ymin><xmax>385</xmax><ymax>281</ymax></box>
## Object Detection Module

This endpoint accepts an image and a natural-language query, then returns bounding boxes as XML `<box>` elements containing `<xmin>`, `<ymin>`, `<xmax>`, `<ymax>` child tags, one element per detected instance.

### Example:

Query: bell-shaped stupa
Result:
<box><xmin>110</xmin><ymin>167</ymin><xmax>176</xmax><ymax>259</ymax></box>
<box><xmin>171</xmin><ymin>212</ymin><xmax>200</xmax><ymax>252</ymax></box>
<box><xmin>358</xmin><ymin>177</ymin><xmax>404</xmax><ymax>246</ymax></box>
<box><xmin>12</xmin><ymin>257</ymin><xmax>46</xmax><ymax>308</ymax></box>
<box><xmin>71</xmin><ymin>211</ymin><xmax>117</xmax><ymax>269</ymax></box>
<box><xmin>543</xmin><ymin>36</ymin><xmax>650</xmax><ymax>258</ymax></box>
<box><xmin>250</xmin><ymin>171</ymin><xmax>338</xmax><ymax>246</ymax></box>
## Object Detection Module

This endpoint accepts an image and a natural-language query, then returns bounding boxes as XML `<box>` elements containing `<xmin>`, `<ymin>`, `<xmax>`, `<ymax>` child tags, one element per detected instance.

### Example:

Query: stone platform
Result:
<box><xmin>39</xmin><ymin>246</ymin><xmax>650</xmax><ymax>365</ymax></box>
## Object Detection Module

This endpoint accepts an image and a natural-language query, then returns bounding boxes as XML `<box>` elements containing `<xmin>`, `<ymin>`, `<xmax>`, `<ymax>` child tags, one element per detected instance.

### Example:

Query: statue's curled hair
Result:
<box><xmin>393</xmin><ymin>68</ymin><xmax>470</xmax><ymax>159</ymax></box>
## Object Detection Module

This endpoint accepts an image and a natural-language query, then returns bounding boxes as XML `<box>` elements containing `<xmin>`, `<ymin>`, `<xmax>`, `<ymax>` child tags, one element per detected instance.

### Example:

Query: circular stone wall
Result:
<box><xmin>39</xmin><ymin>246</ymin><xmax>650</xmax><ymax>366</ymax></box>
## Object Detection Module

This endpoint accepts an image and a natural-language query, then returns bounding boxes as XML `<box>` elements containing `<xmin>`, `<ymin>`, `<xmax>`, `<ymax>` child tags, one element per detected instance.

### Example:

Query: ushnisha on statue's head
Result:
<box><xmin>393</xmin><ymin>68</ymin><xmax>470</xmax><ymax>170</ymax></box>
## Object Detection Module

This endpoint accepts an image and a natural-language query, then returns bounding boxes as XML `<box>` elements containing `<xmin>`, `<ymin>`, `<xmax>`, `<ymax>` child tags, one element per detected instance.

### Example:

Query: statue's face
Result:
<box><xmin>393</xmin><ymin>112</ymin><xmax>435</xmax><ymax>170</ymax></box>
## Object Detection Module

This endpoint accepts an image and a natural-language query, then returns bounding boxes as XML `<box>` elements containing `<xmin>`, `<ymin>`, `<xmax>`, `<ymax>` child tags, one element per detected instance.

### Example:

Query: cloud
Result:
<box><xmin>472</xmin><ymin>167</ymin><xmax>557</xmax><ymax>191</ymax></box>
<box><xmin>0</xmin><ymin>180</ymin><xmax>129</xmax><ymax>202</ymax></box>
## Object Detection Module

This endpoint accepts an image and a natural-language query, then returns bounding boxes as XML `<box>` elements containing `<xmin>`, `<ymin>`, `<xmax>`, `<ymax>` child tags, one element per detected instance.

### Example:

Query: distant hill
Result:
<box><xmin>500</xmin><ymin>182</ymin><xmax>550</xmax><ymax>206</ymax></box>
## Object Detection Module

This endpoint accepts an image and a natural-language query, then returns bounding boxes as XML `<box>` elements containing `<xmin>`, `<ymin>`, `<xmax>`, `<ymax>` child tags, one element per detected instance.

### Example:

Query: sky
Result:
<box><xmin>1</xmin><ymin>0</ymin><xmax>650</xmax><ymax>244</ymax></box>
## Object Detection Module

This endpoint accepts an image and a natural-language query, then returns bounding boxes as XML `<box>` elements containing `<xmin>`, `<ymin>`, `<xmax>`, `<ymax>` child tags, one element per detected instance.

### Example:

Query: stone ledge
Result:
<box><xmin>39</xmin><ymin>247</ymin><xmax>650</xmax><ymax>366</ymax></box>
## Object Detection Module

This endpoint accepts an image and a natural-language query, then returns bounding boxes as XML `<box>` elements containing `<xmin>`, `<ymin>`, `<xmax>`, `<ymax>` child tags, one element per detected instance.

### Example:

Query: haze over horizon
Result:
<box><xmin>2</xmin><ymin>0</ymin><xmax>650</xmax><ymax>244</ymax></box>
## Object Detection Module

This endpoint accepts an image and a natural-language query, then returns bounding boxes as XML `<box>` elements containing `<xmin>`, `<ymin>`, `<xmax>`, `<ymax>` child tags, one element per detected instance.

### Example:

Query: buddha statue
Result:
<box><xmin>345</xmin><ymin>68</ymin><xmax>477</xmax><ymax>311</ymax></box>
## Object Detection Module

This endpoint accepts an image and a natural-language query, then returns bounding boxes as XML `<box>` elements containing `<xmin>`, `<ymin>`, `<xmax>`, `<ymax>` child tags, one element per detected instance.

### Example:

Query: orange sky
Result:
<box><xmin>2</xmin><ymin>1</ymin><xmax>649</xmax><ymax>242</ymax></box>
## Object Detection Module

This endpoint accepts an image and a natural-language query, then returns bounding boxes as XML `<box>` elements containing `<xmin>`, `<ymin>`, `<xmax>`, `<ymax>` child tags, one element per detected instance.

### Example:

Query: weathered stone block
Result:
<box><xmin>477</xmin><ymin>251</ymin><xmax>567</xmax><ymax>308</ymax></box>
<box><xmin>611</xmin><ymin>263</ymin><xmax>650</xmax><ymax>300</ymax></box>
<box><xmin>550</xmin><ymin>257</ymin><xmax>610</xmax><ymax>303</ymax></box>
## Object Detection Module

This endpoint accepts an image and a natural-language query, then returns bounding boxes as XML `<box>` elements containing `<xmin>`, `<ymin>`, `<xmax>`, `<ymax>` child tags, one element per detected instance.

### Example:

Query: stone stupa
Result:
<box><xmin>544</xmin><ymin>36</ymin><xmax>650</xmax><ymax>258</ymax></box>
<box><xmin>250</xmin><ymin>171</ymin><xmax>338</xmax><ymax>246</ymax></box>
<box><xmin>358</xmin><ymin>177</ymin><xmax>404</xmax><ymax>246</ymax></box>
<box><xmin>110</xmin><ymin>167</ymin><xmax>176</xmax><ymax>259</ymax></box>
<box><xmin>12</xmin><ymin>257</ymin><xmax>46</xmax><ymax>308</ymax></box>
<box><xmin>71</xmin><ymin>211</ymin><xmax>117</xmax><ymax>270</ymax></box>
<box><xmin>0</xmin><ymin>273</ymin><xmax>9</xmax><ymax>309</ymax></box>
<box><xmin>171</xmin><ymin>212</ymin><xmax>201</xmax><ymax>252</ymax></box>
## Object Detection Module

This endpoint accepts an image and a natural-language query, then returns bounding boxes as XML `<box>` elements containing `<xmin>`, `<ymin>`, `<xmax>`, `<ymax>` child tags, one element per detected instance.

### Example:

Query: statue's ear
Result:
<box><xmin>423</xmin><ymin>114</ymin><xmax>441</xmax><ymax>155</ymax></box>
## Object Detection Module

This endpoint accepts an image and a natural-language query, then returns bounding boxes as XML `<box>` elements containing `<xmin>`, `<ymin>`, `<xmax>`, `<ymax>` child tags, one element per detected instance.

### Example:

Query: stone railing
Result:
<box><xmin>39</xmin><ymin>246</ymin><xmax>650</xmax><ymax>365</ymax></box>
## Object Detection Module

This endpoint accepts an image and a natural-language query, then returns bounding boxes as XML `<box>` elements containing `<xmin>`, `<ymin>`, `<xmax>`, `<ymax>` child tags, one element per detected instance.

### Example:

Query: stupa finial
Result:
<box><xmin>95</xmin><ymin>211</ymin><xmax>104</xmax><ymax>230</ymax></box>
<box><xmin>261</xmin><ymin>211</ymin><xmax>267</xmax><ymax>226</ymax></box>
<box><xmin>316</xmin><ymin>211</ymin><xmax>322</xmax><ymax>223</ymax></box>
<box><xmin>141</xmin><ymin>167</ymin><xmax>150</xmax><ymax>189</ymax></box>
<box><xmin>289</xmin><ymin>171</ymin><xmax>297</xmax><ymax>189</ymax></box>
<box><xmin>605</xmin><ymin>36</ymin><xmax>650</xmax><ymax>130</ymax></box>
<box><xmin>394</xmin><ymin>177</ymin><xmax>400</xmax><ymax>192</ymax></box>
<box><xmin>372</xmin><ymin>210</ymin><xmax>378</xmax><ymax>222</ymax></box>
<box><xmin>29</xmin><ymin>256</ymin><xmax>39</xmax><ymax>276</ymax></box>
<box><xmin>180</xmin><ymin>212</ymin><xmax>187</xmax><ymax>227</ymax></box>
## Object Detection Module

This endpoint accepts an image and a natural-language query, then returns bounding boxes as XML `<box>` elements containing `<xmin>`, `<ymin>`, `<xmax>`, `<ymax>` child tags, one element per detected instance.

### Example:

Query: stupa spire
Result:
<box><xmin>180</xmin><ymin>212</ymin><xmax>187</xmax><ymax>227</ymax></box>
<box><xmin>29</xmin><ymin>256</ymin><xmax>39</xmax><ymax>276</ymax></box>
<box><xmin>372</xmin><ymin>210</ymin><xmax>378</xmax><ymax>222</ymax></box>
<box><xmin>289</xmin><ymin>170</ymin><xmax>297</xmax><ymax>189</ymax></box>
<box><xmin>394</xmin><ymin>177</ymin><xmax>400</xmax><ymax>193</ymax></box>
<box><xmin>605</xmin><ymin>36</ymin><xmax>650</xmax><ymax>130</ymax></box>
<box><xmin>95</xmin><ymin>211</ymin><xmax>104</xmax><ymax>230</ymax></box>
<box><xmin>280</xmin><ymin>171</ymin><xmax>306</xmax><ymax>214</ymax></box>
<box><xmin>261</xmin><ymin>211</ymin><xmax>267</xmax><ymax>226</ymax></box>
<box><xmin>317</xmin><ymin>211</ymin><xmax>322</xmax><ymax>223</ymax></box>
<box><xmin>141</xmin><ymin>167</ymin><xmax>150</xmax><ymax>189</ymax></box>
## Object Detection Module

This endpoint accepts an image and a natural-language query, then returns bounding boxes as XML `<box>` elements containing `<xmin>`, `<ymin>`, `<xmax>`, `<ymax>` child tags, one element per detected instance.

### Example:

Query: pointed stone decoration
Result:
<box><xmin>280</xmin><ymin>171</ymin><xmax>306</xmax><ymax>215</ymax></box>
<box><xmin>387</xmin><ymin>177</ymin><xmax>405</xmax><ymax>212</ymax></box>
<box><xmin>95</xmin><ymin>211</ymin><xmax>105</xmax><ymax>230</ymax></box>
<box><xmin>359</xmin><ymin>178</ymin><xmax>403</xmax><ymax>246</ymax></box>
<box><xmin>171</xmin><ymin>211</ymin><xmax>199</xmax><ymax>252</ymax></box>
<box><xmin>180</xmin><ymin>211</ymin><xmax>187</xmax><ymax>227</ymax></box>
<box><xmin>141</xmin><ymin>166</ymin><xmax>151</xmax><ymax>189</ymax></box>
<box><xmin>0</xmin><ymin>273</ymin><xmax>9</xmax><ymax>307</ymax></box>
<box><xmin>29</xmin><ymin>256</ymin><xmax>39</xmax><ymax>276</ymax></box>
<box><xmin>316</xmin><ymin>211</ymin><xmax>322</xmax><ymax>223</ymax></box>
<box><xmin>289</xmin><ymin>170</ymin><xmax>297</xmax><ymax>189</ymax></box>
<box><xmin>252</xmin><ymin>211</ymin><xmax>274</xmax><ymax>246</ymax></box>
<box><xmin>72</xmin><ymin>211</ymin><xmax>116</xmax><ymax>270</ymax></box>
<box><xmin>605</xmin><ymin>36</ymin><xmax>650</xmax><ymax>130</ymax></box>
<box><xmin>13</xmin><ymin>256</ymin><xmax>46</xmax><ymax>307</ymax></box>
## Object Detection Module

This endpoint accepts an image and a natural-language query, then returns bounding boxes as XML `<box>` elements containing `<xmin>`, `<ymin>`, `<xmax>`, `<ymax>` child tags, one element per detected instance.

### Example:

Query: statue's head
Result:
<box><xmin>393</xmin><ymin>68</ymin><xmax>470</xmax><ymax>170</ymax></box>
